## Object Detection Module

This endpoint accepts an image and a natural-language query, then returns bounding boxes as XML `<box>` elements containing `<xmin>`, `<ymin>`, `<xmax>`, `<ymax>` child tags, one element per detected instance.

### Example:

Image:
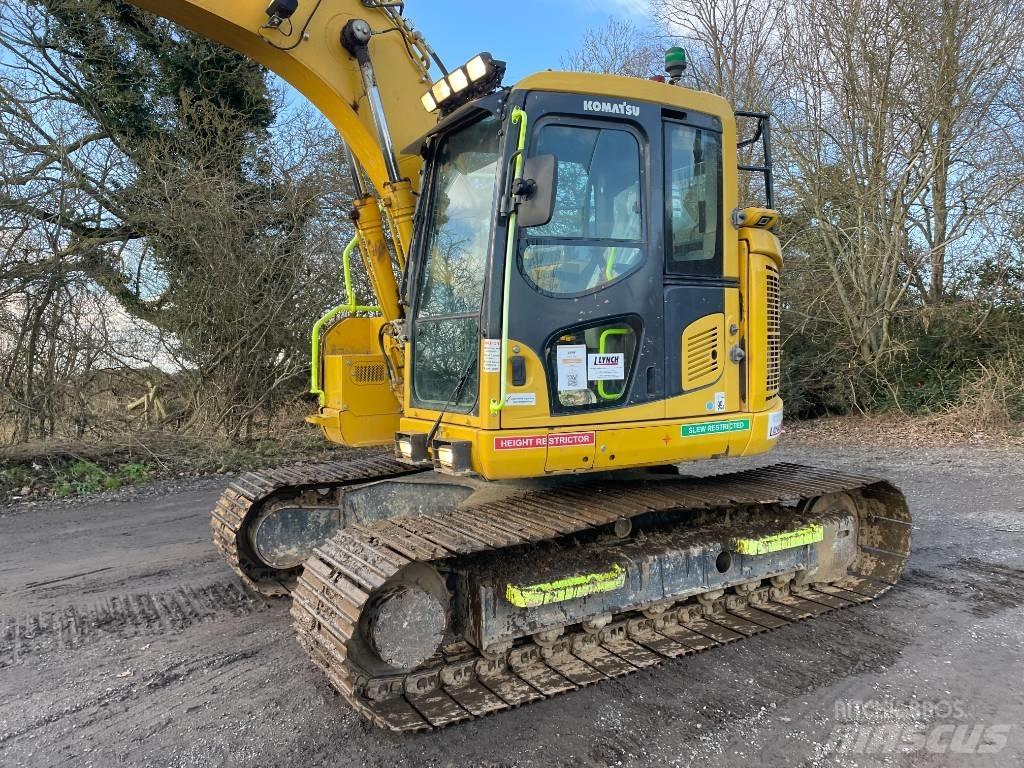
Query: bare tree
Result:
<box><xmin>906</xmin><ymin>0</ymin><xmax>1024</xmax><ymax>305</ymax></box>
<box><xmin>652</xmin><ymin>0</ymin><xmax>785</xmax><ymax>110</ymax></box>
<box><xmin>561</xmin><ymin>17</ymin><xmax>663</xmax><ymax>78</ymax></box>
<box><xmin>0</xmin><ymin>1</ymin><xmax>361</xmax><ymax>440</ymax></box>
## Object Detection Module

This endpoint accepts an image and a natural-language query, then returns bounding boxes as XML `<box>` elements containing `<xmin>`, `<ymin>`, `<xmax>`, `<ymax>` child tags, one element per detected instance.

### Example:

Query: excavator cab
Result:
<box><xmin>396</xmin><ymin>73</ymin><xmax>784</xmax><ymax>480</ymax></box>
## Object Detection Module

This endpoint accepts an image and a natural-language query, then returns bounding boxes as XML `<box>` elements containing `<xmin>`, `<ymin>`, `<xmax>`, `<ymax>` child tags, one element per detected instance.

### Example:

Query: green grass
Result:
<box><xmin>53</xmin><ymin>460</ymin><xmax>154</xmax><ymax>497</ymax></box>
<box><xmin>0</xmin><ymin>459</ymin><xmax>155</xmax><ymax>499</ymax></box>
<box><xmin>0</xmin><ymin>428</ymin><xmax>362</xmax><ymax>501</ymax></box>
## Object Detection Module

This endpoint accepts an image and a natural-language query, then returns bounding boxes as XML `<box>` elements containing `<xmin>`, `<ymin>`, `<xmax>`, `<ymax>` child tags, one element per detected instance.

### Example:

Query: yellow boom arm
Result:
<box><xmin>129</xmin><ymin>0</ymin><xmax>435</xmax><ymax>196</ymax></box>
<box><xmin>127</xmin><ymin>0</ymin><xmax>441</xmax><ymax>322</ymax></box>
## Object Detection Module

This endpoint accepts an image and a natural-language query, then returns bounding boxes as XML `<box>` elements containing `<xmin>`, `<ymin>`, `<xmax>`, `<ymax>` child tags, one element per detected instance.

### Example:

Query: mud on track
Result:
<box><xmin>1</xmin><ymin>442</ymin><xmax>1022</xmax><ymax>767</ymax></box>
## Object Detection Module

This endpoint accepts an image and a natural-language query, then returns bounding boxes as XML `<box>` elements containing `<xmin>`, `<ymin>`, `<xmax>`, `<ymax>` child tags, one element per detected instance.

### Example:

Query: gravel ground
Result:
<box><xmin>1</xmin><ymin>431</ymin><xmax>1022</xmax><ymax>767</ymax></box>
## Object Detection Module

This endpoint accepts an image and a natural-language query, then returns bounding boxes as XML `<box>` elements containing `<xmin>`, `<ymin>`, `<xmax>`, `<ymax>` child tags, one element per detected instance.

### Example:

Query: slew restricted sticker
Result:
<box><xmin>680</xmin><ymin>418</ymin><xmax>751</xmax><ymax>437</ymax></box>
<box><xmin>494</xmin><ymin>431</ymin><xmax>596</xmax><ymax>450</ymax></box>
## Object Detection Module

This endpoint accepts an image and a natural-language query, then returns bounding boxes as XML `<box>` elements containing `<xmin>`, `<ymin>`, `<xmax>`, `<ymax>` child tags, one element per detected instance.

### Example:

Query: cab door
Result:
<box><xmin>500</xmin><ymin>99</ymin><xmax>665</xmax><ymax>440</ymax></box>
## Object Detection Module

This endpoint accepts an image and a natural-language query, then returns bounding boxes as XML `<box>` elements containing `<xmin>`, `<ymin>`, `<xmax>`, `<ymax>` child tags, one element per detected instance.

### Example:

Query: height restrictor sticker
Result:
<box><xmin>494</xmin><ymin>432</ymin><xmax>596</xmax><ymax>451</ymax></box>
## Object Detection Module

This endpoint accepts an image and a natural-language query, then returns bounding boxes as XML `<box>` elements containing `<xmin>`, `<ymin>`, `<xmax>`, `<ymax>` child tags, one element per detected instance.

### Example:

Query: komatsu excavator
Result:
<box><xmin>129</xmin><ymin>0</ymin><xmax>911</xmax><ymax>731</ymax></box>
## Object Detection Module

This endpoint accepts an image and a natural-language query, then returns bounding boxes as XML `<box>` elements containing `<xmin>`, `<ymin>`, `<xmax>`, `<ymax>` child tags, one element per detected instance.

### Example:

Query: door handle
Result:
<box><xmin>511</xmin><ymin>355</ymin><xmax>527</xmax><ymax>386</ymax></box>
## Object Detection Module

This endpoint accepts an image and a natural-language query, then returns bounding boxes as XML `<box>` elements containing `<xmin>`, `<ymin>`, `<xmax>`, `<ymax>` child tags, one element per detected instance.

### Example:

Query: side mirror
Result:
<box><xmin>515</xmin><ymin>154</ymin><xmax>557</xmax><ymax>228</ymax></box>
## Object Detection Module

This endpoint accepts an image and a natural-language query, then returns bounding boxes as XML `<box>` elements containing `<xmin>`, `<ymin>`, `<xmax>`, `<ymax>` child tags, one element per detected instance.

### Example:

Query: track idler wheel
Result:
<box><xmin>359</xmin><ymin>563</ymin><xmax>449</xmax><ymax>672</ymax></box>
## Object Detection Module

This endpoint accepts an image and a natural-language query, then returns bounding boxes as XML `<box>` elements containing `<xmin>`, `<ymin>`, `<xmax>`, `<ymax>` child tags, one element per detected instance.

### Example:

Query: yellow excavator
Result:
<box><xmin>128</xmin><ymin>0</ymin><xmax>911</xmax><ymax>731</ymax></box>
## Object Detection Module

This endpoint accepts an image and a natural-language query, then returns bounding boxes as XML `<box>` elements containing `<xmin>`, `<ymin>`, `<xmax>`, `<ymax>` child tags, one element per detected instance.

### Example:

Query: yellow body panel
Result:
<box><xmin>492</xmin><ymin>335</ymin><xmax>746</xmax><ymax>431</ymax></box>
<box><xmin>308</xmin><ymin>317</ymin><xmax>400</xmax><ymax>446</ymax></box>
<box><xmin>681</xmin><ymin>314</ymin><xmax>726</xmax><ymax>392</ymax></box>
<box><xmin>400</xmin><ymin>400</ymin><xmax>782</xmax><ymax>481</ymax></box>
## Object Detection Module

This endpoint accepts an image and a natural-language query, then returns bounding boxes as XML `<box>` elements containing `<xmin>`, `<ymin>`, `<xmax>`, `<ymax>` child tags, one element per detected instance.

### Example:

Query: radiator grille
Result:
<box><xmin>352</xmin><ymin>361</ymin><xmax>387</xmax><ymax>385</ymax></box>
<box><xmin>766</xmin><ymin>267</ymin><xmax>781</xmax><ymax>398</ymax></box>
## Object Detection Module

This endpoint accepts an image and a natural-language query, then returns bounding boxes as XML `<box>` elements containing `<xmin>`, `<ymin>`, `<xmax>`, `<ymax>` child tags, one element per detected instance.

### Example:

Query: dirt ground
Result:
<box><xmin>1</xmin><ymin>422</ymin><xmax>1022</xmax><ymax>767</ymax></box>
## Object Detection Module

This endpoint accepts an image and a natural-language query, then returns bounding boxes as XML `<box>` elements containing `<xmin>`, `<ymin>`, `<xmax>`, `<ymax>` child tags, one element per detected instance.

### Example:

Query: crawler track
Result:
<box><xmin>287</xmin><ymin>463</ymin><xmax>911</xmax><ymax>731</ymax></box>
<box><xmin>210</xmin><ymin>456</ymin><xmax>426</xmax><ymax>596</ymax></box>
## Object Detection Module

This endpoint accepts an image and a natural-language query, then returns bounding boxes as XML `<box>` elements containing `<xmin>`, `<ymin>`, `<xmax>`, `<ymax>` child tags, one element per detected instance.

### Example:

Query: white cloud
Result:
<box><xmin>575</xmin><ymin>0</ymin><xmax>651</xmax><ymax>16</ymax></box>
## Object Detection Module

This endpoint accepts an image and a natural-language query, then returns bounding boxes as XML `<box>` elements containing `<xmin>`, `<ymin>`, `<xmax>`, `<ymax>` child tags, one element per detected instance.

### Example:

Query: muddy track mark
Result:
<box><xmin>0</xmin><ymin>581</ymin><xmax>271</xmax><ymax>665</ymax></box>
<box><xmin>0</xmin><ymin>649</ymin><xmax>262</xmax><ymax>747</ymax></box>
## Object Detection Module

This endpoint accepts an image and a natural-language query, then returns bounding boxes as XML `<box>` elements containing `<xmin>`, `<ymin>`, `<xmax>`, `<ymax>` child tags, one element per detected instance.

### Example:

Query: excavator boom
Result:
<box><xmin>129</xmin><ymin>0</ymin><xmax>435</xmax><ymax>197</ymax></box>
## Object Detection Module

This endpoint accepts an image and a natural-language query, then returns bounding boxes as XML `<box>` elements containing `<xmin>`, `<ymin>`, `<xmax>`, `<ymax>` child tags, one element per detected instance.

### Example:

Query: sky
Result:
<box><xmin>406</xmin><ymin>0</ymin><xmax>651</xmax><ymax>83</ymax></box>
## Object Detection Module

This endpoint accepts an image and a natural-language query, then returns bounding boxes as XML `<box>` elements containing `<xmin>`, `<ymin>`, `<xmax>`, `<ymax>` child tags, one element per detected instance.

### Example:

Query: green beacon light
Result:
<box><xmin>665</xmin><ymin>47</ymin><xmax>687</xmax><ymax>84</ymax></box>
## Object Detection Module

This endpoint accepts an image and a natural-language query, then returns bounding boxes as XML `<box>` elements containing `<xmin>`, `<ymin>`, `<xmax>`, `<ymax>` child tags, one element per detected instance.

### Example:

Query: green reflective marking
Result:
<box><xmin>680</xmin><ymin>418</ymin><xmax>751</xmax><ymax>437</ymax></box>
<box><xmin>506</xmin><ymin>563</ymin><xmax>626</xmax><ymax>608</ymax></box>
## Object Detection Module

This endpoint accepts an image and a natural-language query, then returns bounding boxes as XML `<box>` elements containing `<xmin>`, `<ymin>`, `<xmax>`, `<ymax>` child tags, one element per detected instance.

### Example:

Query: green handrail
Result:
<box><xmin>490</xmin><ymin>106</ymin><xmax>530</xmax><ymax>415</ymax></box>
<box><xmin>310</xmin><ymin>235</ymin><xmax>381</xmax><ymax>406</ymax></box>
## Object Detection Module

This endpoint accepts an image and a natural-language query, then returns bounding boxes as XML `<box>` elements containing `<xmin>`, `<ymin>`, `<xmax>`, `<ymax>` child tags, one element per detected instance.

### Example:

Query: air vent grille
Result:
<box><xmin>352</xmin><ymin>361</ymin><xmax>387</xmax><ymax>385</ymax></box>
<box><xmin>682</xmin><ymin>314</ymin><xmax>725</xmax><ymax>391</ymax></box>
<box><xmin>766</xmin><ymin>266</ymin><xmax>781</xmax><ymax>398</ymax></box>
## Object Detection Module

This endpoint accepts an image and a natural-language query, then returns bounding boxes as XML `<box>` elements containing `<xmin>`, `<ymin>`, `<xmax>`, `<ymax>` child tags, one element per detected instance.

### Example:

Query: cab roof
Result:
<box><xmin>513</xmin><ymin>70</ymin><xmax>734</xmax><ymax>125</ymax></box>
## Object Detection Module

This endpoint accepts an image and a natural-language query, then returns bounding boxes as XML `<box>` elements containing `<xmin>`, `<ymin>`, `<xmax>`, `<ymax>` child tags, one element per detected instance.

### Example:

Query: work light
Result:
<box><xmin>465</xmin><ymin>54</ymin><xmax>491</xmax><ymax>82</ymax></box>
<box><xmin>420</xmin><ymin>52</ymin><xmax>505</xmax><ymax>114</ymax></box>
<box><xmin>264</xmin><ymin>0</ymin><xmax>298</xmax><ymax>27</ymax></box>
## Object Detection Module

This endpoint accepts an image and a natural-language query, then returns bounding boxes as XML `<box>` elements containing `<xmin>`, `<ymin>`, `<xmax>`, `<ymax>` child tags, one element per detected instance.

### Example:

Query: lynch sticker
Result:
<box><xmin>768</xmin><ymin>410</ymin><xmax>784</xmax><ymax>439</ymax></box>
<box><xmin>556</xmin><ymin>345</ymin><xmax>588</xmax><ymax>391</ymax></box>
<box><xmin>482</xmin><ymin>339</ymin><xmax>501</xmax><ymax>373</ymax></box>
<box><xmin>505</xmin><ymin>392</ymin><xmax>537</xmax><ymax>407</ymax></box>
<box><xmin>494</xmin><ymin>431</ymin><xmax>596</xmax><ymax>450</ymax></box>
<box><xmin>588</xmin><ymin>353</ymin><xmax>625</xmax><ymax>381</ymax></box>
<box><xmin>714</xmin><ymin>391</ymin><xmax>727</xmax><ymax>412</ymax></box>
<box><xmin>582</xmin><ymin>99</ymin><xmax>641</xmax><ymax>117</ymax></box>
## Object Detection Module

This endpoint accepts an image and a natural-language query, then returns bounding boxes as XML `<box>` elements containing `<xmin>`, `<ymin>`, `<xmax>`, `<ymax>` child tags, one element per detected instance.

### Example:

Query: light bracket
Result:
<box><xmin>421</xmin><ymin>52</ymin><xmax>506</xmax><ymax>115</ymax></box>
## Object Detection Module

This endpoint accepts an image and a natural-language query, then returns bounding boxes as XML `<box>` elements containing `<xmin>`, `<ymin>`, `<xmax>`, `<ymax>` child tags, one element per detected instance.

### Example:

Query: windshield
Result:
<box><xmin>412</xmin><ymin>115</ymin><xmax>501</xmax><ymax>410</ymax></box>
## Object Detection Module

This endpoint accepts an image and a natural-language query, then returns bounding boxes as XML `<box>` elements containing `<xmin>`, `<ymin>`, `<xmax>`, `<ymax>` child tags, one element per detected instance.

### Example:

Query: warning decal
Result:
<box><xmin>482</xmin><ymin>339</ymin><xmax>501</xmax><ymax>373</ymax></box>
<box><xmin>556</xmin><ymin>345</ymin><xmax>588</xmax><ymax>391</ymax></box>
<box><xmin>494</xmin><ymin>431</ymin><xmax>596</xmax><ymax>451</ymax></box>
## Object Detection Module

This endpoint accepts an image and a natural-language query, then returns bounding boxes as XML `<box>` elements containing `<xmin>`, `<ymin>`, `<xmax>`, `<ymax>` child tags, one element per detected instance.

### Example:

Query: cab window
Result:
<box><xmin>411</xmin><ymin>115</ymin><xmax>501</xmax><ymax>410</ymax></box>
<box><xmin>546</xmin><ymin>317</ymin><xmax>641</xmax><ymax>412</ymax></box>
<box><xmin>520</xmin><ymin>123</ymin><xmax>645</xmax><ymax>296</ymax></box>
<box><xmin>665</xmin><ymin>122</ymin><xmax>722</xmax><ymax>276</ymax></box>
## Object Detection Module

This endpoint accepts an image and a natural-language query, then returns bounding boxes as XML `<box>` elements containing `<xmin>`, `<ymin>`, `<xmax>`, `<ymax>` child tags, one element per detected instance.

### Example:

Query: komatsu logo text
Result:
<box><xmin>582</xmin><ymin>99</ymin><xmax>640</xmax><ymax>117</ymax></box>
